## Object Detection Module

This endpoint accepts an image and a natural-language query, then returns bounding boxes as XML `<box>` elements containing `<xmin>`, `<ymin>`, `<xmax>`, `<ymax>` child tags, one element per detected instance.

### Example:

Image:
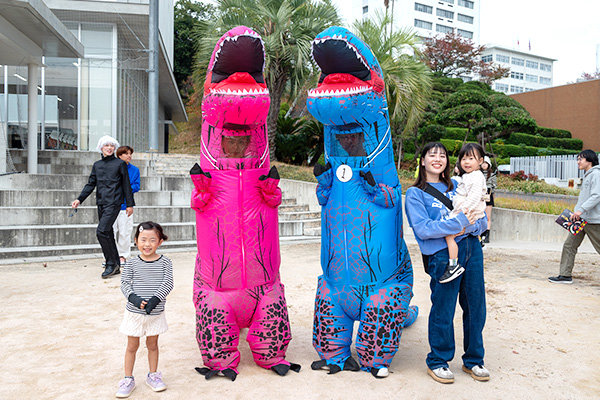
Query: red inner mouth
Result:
<box><xmin>206</xmin><ymin>72</ymin><xmax>267</xmax><ymax>94</ymax></box>
<box><xmin>312</xmin><ymin>73</ymin><xmax>370</xmax><ymax>93</ymax></box>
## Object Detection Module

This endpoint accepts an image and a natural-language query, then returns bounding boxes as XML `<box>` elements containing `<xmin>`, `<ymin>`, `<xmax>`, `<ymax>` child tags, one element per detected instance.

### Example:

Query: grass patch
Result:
<box><xmin>272</xmin><ymin>162</ymin><xmax>316</xmax><ymax>183</ymax></box>
<box><xmin>495</xmin><ymin>197</ymin><xmax>572</xmax><ymax>215</ymax></box>
<box><xmin>497</xmin><ymin>174</ymin><xmax>579</xmax><ymax>196</ymax></box>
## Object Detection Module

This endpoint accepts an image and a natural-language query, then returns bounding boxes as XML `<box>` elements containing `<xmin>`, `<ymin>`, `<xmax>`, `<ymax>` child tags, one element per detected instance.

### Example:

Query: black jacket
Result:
<box><xmin>77</xmin><ymin>154</ymin><xmax>135</xmax><ymax>207</ymax></box>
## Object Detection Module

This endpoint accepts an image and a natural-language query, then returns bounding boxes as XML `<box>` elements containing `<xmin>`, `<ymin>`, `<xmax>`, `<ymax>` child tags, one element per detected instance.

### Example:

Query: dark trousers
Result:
<box><xmin>97</xmin><ymin>204</ymin><xmax>121</xmax><ymax>267</ymax></box>
<box><xmin>425</xmin><ymin>235</ymin><xmax>486</xmax><ymax>370</ymax></box>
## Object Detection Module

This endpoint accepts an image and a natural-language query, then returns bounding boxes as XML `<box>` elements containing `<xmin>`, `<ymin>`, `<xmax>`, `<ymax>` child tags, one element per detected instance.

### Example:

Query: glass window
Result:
<box><xmin>81</xmin><ymin>59</ymin><xmax>113</xmax><ymax>150</ymax></box>
<box><xmin>457</xmin><ymin>13</ymin><xmax>474</xmax><ymax>23</ymax></box>
<box><xmin>540</xmin><ymin>77</ymin><xmax>552</xmax><ymax>85</ymax></box>
<box><xmin>511</xmin><ymin>57</ymin><xmax>524</xmax><ymax>66</ymax></box>
<box><xmin>43</xmin><ymin>58</ymin><xmax>80</xmax><ymax>150</ymax></box>
<box><xmin>458</xmin><ymin>0</ymin><xmax>474</xmax><ymax>9</ymax></box>
<box><xmin>511</xmin><ymin>72</ymin><xmax>524</xmax><ymax>80</ymax></box>
<box><xmin>4</xmin><ymin>65</ymin><xmax>38</xmax><ymax>149</ymax></box>
<box><xmin>81</xmin><ymin>24</ymin><xmax>114</xmax><ymax>57</ymax></box>
<box><xmin>362</xmin><ymin>5</ymin><xmax>368</xmax><ymax>14</ymax></box>
<box><xmin>526</xmin><ymin>60</ymin><xmax>538</xmax><ymax>69</ymax></box>
<box><xmin>510</xmin><ymin>85</ymin><xmax>524</xmax><ymax>93</ymax></box>
<box><xmin>496</xmin><ymin>54</ymin><xmax>510</xmax><ymax>63</ymax></box>
<box><xmin>436</xmin><ymin>24</ymin><xmax>454</xmax><ymax>34</ymax></box>
<box><xmin>482</xmin><ymin>55</ymin><xmax>493</xmax><ymax>63</ymax></box>
<box><xmin>525</xmin><ymin>74</ymin><xmax>538</xmax><ymax>83</ymax></box>
<box><xmin>436</xmin><ymin>9</ymin><xmax>454</xmax><ymax>19</ymax></box>
<box><xmin>457</xmin><ymin>29</ymin><xmax>473</xmax><ymax>39</ymax></box>
<box><xmin>440</xmin><ymin>0</ymin><xmax>454</xmax><ymax>4</ymax></box>
<box><xmin>540</xmin><ymin>63</ymin><xmax>552</xmax><ymax>72</ymax></box>
<box><xmin>415</xmin><ymin>2</ymin><xmax>433</xmax><ymax>13</ymax></box>
<box><xmin>495</xmin><ymin>83</ymin><xmax>509</xmax><ymax>93</ymax></box>
<box><xmin>414</xmin><ymin>19</ymin><xmax>433</xmax><ymax>30</ymax></box>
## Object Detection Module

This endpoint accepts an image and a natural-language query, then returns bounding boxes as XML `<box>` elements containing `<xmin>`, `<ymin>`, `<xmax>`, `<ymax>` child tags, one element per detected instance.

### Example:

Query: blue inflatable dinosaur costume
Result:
<box><xmin>306</xmin><ymin>26</ymin><xmax>418</xmax><ymax>378</ymax></box>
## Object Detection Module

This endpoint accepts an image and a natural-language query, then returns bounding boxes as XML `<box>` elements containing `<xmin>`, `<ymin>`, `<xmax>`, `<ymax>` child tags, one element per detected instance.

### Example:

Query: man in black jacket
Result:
<box><xmin>71</xmin><ymin>135</ymin><xmax>135</xmax><ymax>278</ymax></box>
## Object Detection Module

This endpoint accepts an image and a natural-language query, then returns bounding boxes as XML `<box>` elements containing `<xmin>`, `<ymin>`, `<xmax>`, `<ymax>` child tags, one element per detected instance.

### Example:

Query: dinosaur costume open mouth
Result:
<box><xmin>207</xmin><ymin>31</ymin><xmax>268</xmax><ymax>96</ymax></box>
<box><xmin>308</xmin><ymin>36</ymin><xmax>374</xmax><ymax>97</ymax></box>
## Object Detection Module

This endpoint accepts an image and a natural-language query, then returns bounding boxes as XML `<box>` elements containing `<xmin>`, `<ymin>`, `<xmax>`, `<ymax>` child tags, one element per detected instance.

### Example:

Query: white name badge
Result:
<box><xmin>336</xmin><ymin>164</ymin><xmax>353</xmax><ymax>182</ymax></box>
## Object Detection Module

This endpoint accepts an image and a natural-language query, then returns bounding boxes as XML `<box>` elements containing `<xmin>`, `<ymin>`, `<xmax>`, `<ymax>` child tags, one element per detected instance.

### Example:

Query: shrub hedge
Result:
<box><xmin>535</xmin><ymin>126</ymin><xmax>572</xmax><ymax>138</ymax></box>
<box><xmin>506</xmin><ymin>132</ymin><xmax>583</xmax><ymax>150</ymax></box>
<box><xmin>444</xmin><ymin>127</ymin><xmax>477</xmax><ymax>141</ymax></box>
<box><xmin>441</xmin><ymin>90</ymin><xmax>490</xmax><ymax>110</ymax></box>
<box><xmin>440</xmin><ymin>139</ymin><xmax>579</xmax><ymax>158</ymax></box>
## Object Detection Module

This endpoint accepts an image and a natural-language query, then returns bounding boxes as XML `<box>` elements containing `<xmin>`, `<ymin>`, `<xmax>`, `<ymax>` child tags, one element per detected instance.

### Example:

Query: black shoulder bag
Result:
<box><xmin>419</xmin><ymin>183</ymin><xmax>453</xmax><ymax>274</ymax></box>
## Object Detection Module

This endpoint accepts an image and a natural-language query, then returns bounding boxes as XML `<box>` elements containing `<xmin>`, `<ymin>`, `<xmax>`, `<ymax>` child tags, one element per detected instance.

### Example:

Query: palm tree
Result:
<box><xmin>192</xmin><ymin>0</ymin><xmax>340</xmax><ymax>160</ymax></box>
<box><xmin>352</xmin><ymin>12</ymin><xmax>432</xmax><ymax>166</ymax></box>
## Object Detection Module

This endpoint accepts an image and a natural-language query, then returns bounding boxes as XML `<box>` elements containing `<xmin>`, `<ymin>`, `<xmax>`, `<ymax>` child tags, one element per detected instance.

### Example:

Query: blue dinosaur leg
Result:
<box><xmin>355</xmin><ymin>283</ymin><xmax>416</xmax><ymax>370</ymax></box>
<box><xmin>312</xmin><ymin>276</ymin><xmax>354</xmax><ymax>369</ymax></box>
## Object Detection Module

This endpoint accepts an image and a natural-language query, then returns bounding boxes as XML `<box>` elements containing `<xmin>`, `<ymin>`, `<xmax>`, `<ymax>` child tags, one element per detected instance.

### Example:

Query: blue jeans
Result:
<box><xmin>425</xmin><ymin>235</ymin><xmax>486</xmax><ymax>370</ymax></box>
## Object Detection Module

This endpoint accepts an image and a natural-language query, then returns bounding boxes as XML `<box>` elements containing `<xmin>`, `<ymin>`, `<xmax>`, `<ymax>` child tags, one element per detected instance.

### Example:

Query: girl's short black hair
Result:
<box><xmin>456</xmin><ymin>143</ymin><xmax>485</xmax><ymax>176</ymax></box>
<box><xmin>578</xmin><ymin>149</ymin><xmax>599</xmax><ymax>166</ymax></box>
<box><xmin>413</xmin><ymin>142</ymin><xmax>453</xmax><ymax>192</ymax></box>
<box><xmin>134</xmin><ymin>221</ymin><xmax>168</xmax><ymax>242</ymax></box>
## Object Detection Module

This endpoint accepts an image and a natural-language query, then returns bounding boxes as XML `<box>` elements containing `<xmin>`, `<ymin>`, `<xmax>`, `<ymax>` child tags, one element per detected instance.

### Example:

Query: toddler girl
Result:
<box><xmin>116</xmin><ymin>221</ymin><xmax>173</xmax><ymax>398</ymax></box>
<box><xmin>440</xmin><ymin>143</ymin><xmax>487</xmax><ymax>283</ymax></box>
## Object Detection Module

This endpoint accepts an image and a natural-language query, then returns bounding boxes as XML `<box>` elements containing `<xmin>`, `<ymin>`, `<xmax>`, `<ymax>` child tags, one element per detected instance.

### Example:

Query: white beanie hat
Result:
<box><xmin>96</xmin><ymin>135</ymin><xmax>120</xmax><ymax>153</ymax></box>
<box><xmin>483</xmin><ymin>155</ymin><xmax>491</xmax><ymax>166</ymax></box>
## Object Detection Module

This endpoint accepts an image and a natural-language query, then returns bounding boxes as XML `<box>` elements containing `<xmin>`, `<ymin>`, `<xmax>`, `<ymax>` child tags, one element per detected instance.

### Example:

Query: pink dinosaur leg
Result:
<box><xmin>195</xmin><ymin>288</ymin><xmax>241</xmax><ymax>372</ymax></box>
<box><xmin>246</xmin><ymin>282</ymin><xmax>292</xmax><ymax>369</ymax></box>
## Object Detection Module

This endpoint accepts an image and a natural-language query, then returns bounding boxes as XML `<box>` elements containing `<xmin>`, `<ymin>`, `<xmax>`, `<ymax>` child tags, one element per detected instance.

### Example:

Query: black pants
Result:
<box><xmin>97</xmin><ymin>204</ymin><xmax>121</xmax><ymax>267</ymax></box>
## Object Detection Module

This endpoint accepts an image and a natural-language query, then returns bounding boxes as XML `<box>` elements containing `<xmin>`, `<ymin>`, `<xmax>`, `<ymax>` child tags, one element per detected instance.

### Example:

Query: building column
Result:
<box><xmin>0</xmin><ymin>66</ymin><xmax>7</xmax><ymax>174</ymax></box>
<box><xmin>148</xmin><ymin>0</ymin><xmax>159</xmax><ymax>152</ymax></box>
<box><xmin>27</xmin><ymin>63</ymin><xmax>38</xmax><ymax>174</ymax></box>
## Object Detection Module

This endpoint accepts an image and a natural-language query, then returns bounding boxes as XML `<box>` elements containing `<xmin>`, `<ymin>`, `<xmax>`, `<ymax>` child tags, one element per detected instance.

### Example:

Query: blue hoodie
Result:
<box><xmin>405</xmin><ymin>179</ymin><xmax>487</xmax><ymax>255</ymax></box>
<box><xmin>120</xmin><ymin>163</ymin><xmax>140</xmax><ymax>210</ymax></box>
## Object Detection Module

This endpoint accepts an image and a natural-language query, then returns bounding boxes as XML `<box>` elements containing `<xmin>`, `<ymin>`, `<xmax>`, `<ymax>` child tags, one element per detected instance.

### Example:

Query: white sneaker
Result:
<box><xmin>115</xmin><ymin>377</ymin><xmax>135</xmax><ymax>398</ymax></box>
<box><xmin>427</xmin><ymin>366</ymin><xmax>454</xmax><ymax>384</ymax></box>
<box><xmin>463</xmin><ymin>364</ymin><xmax>490</xmax><ymax>381</ymax></box>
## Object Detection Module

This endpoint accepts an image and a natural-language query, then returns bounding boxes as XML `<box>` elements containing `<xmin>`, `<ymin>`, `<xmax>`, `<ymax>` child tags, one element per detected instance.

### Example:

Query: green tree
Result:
<box><xmin>193</xmin><ymin>0</ymin><xmax>340</xmax><ymax>160</ymax></box>
<box><xmin>174</xmin><ymin>0</ymin><xmax>214</xmax><ymax>100</ymax></box>
<box><xmin>352</xmin><ymin>12</ymin><xmax>432</xmax><ymax>165</ymax></box>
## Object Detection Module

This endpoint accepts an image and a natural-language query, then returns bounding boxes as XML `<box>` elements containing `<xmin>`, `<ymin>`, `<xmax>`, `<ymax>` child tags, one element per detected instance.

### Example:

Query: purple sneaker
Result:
<box><xmin>146</xmin><ymin>372</ymin><xmax>167</xmax><ymax>392</ymax></box>
<box><xmin>115</xmin><ymin>377</ymin><xmax>135</xmax><ymax>398</ymax></box>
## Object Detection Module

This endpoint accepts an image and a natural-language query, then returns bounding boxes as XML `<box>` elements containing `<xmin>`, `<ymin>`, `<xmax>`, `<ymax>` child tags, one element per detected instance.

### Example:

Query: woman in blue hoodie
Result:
<box><xmin>405</xmin><ymin>142</ymin><xmax>489</xmax><ymax>384</ymax></box>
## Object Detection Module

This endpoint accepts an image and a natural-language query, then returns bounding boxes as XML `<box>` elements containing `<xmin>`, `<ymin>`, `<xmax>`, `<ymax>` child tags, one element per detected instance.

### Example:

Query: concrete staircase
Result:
<box><xmin>0</xmin><ymin>150</ymin><xmax>321</xmax><ymax>264</ymax></box>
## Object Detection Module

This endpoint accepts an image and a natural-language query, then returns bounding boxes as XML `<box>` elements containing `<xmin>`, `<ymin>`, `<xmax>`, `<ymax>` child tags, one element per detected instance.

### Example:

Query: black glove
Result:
<box><xmin>128</xmin><ymin>293</ymin><xmax>145</xmax><ymax>309</ymax></box>
<box><xmin>145</xmin><ymin>296</ymin><xmax>161</xmax><ymax>314</ymax></box>
<box><xmin>259</xmin><ymin>166</ymin><xmax>280</xmax><ymax>181</ymax></box>
<box><xmin>359</xmin><ymin>171</ymin><xmax>376</xmax><ymax>187</ymax></box>
<box><xmin>313</xmin><ymin>162</ymin><xmax>332</xmax><ymax>177</ymax></box>
<box><xmin>190</xmin><ymin>163</ymin><xmax>211</xmax><ymax>178</ymax></box>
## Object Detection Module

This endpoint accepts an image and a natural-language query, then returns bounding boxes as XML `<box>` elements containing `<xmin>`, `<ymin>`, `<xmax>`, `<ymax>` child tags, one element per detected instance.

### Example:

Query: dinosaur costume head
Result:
<box><xmin>201</xmin><ymin>26</ymin><xmax>270</xmax><ymax>170</ymax></box>
<box><xmin>307</xmin><ymin>26</ymin><xmax>392</xmax><ymax>169</ymax></box>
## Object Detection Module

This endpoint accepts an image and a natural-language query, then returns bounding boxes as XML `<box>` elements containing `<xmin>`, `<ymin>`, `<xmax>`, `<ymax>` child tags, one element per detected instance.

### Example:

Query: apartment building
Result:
<box><xmin>334</xmin><ymin>0</ymin><xmax>480</xmax><ymax>43</ymax></box>
<box><xmin>481</xmin><ymin>45</ymin><xmax>556</xmax><ymax>94</ymax></box>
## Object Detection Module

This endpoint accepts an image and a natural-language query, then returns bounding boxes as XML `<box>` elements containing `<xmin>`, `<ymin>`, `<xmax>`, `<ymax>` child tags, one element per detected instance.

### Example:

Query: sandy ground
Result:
<box><xmin>1</xmin><ymin>240</ymin><xmax>599</xmax><ymax>400</ymax></box>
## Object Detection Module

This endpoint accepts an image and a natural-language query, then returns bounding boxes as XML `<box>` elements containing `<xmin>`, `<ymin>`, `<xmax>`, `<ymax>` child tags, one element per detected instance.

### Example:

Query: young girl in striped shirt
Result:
<box><xmin>116</xmin><ymin>221</ymin><xmax>173</xmax><ymax>398</ymax></box>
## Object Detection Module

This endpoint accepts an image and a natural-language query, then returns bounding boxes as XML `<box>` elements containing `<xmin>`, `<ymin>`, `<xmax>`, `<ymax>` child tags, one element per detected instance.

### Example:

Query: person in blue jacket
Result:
<box><xmin>405</xmin><ymin>142</ymin><xmax>490</xmax><ymax>384</ymax></box>
<box><xmin>113</xmin><ymin>145</ymin><xmax>140</xmax><ymax>264</ymax></box>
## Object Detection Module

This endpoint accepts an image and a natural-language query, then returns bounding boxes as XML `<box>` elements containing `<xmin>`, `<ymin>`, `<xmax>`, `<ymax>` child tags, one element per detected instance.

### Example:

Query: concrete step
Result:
<box><xmin>279</xmin><ymin>211</ymin><xmax>321</xmax><ymax>221</ymax></box>
<box><xmin>0</xmin><ymin>222</ymin><xmax>197</xmax><ymax>248</ymax></box>
<box><xmin>0</xmin><ymin>189</ymin><xmax>190</xmax><ymax>207</ymax></box>
<box><xmin>0</xmin><ymin>218</ymin><xmax>321</xmax><ymax>249</ymax></box>
<box><xmin>303</xmin><ymin>226</ymin><xmax>321</xmax><ymax>236</ymax></box>
<box><xmin>0</xmin><ymin>240</ymin><xmax>198</xmax><ymax>264</ymax></box>
<box><xmin>0</xmin><ymin>173</ymin><xmax>195</xmax><ymax>191</ymax></box>
<box><xmin>0</xmin><ymin>206</ymin><xmax>196</xmax><ymax>226</ymax></box>
<box><xmin>0</xmin><ymin>204</ymin><xmax>310</xmax><ymax>225</ymax></box>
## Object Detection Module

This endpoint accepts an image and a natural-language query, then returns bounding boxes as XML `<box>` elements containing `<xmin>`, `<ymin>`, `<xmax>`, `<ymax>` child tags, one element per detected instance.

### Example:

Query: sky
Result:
<box><xmin>479</xmin><ymin>0</ymin><xmax>600</xmax><ymax>85</ymax></box>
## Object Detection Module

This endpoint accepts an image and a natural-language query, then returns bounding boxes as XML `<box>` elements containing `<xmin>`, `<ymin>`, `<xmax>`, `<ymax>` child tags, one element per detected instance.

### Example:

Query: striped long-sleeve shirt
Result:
<box><xmin>120</xmin><ymin>255</ymin><xmax>174</xmax><ymax>315</ymax></box>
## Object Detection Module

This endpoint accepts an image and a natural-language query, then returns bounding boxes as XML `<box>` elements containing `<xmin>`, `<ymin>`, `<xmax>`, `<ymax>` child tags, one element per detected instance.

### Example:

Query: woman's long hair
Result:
<box><xmin>413</xmin><ymin>142</ymin><xmax>453</xmax><ymax>192</ymax></box>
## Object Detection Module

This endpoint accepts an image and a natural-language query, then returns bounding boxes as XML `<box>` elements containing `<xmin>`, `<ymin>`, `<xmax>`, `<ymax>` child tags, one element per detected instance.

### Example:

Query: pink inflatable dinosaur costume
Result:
<box><xmin>190</xmin><ymin>26</ymin><xmax>299</xmax><ymax>381</ymax></box>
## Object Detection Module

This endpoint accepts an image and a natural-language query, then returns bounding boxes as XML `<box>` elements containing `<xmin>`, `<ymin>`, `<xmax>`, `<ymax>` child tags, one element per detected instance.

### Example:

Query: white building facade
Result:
<box><xmin>480</xmin><ymin>45</ymin><xmax>556</xmax><ymax>94</ymax></box>
<box><xmin>1</xmin><ymin>0</ymin><xmax>185</xmax><ymax>159</ymax></box>
<box><xmin>334</xmin><ymin>0</ymin><xmax>480</xmax><ymax>43</ymax></box>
